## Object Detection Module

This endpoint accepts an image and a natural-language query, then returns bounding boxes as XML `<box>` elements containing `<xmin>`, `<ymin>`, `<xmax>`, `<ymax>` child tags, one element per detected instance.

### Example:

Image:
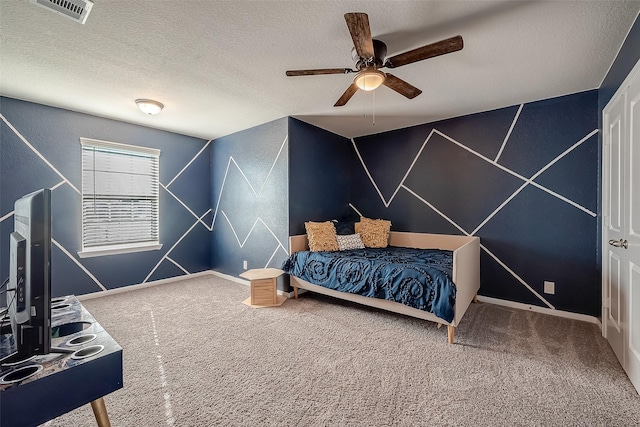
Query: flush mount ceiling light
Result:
<box><xmin>135</xmin><ymin>99</ymin><xmax>164</xmax><ymax>115</ymax></box>
<box><xmin>353</xmin><ymin>68</ymin><xmax>386</xmax><ymax>91</ymax></box>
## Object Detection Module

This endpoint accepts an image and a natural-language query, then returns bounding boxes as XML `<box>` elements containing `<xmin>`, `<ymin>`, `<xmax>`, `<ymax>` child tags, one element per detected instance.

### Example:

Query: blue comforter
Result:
<box><xmin>282</xmin><ymin>247</ymin><xmax>456</xmax><ymax>322</ymax></box>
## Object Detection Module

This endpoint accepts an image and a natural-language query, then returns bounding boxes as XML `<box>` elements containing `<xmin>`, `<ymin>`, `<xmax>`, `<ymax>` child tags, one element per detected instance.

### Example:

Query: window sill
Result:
<box><xmin>78</xmin><ymin>243</ymin><xmax>163</xmax><ymax>258</ymax></box>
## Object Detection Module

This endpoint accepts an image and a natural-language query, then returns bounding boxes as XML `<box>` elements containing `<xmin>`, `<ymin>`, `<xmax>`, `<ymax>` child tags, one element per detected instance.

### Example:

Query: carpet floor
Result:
<box><xmin>42</xmin><ymin>275</ymin><xmax>639</xmax><ymax>426</ymax></box>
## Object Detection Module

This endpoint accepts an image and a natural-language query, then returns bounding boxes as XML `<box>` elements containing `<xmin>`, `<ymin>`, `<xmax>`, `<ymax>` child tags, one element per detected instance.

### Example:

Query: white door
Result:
<box><xmin>603</xmin><ymin>90</ymin><xmax>626</xmax><ymax>367</ymax></box>
<box><xmin>626</xmin><ymin>71</ymin><xmax>640</xmax><ymax>393</ymax></box>
<box><xmin>603</xmin><ymin>60</ymin><xmax>640</xmax><ymax>395</ymax></box>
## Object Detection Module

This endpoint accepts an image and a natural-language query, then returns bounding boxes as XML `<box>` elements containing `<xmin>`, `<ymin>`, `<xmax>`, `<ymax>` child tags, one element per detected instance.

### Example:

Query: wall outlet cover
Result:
<box><xmin>544</xmin><ymin>281</ymin><xmax>555</xmax><ymax>295</ymax></box>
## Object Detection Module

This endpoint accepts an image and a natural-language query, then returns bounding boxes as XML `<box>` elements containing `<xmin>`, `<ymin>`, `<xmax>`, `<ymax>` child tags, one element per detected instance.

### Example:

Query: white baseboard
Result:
<box><xmin>210</xmin><ymin>270</ymin><xmax>249</xmax><ymax>286</ymax></box>
<box><xmin>477</xmin><ymin>295</ymin><xmax>601</xmax><ymax>326</ymax></box>
<box><xmin>78</xmin><ymin>269</ymin><xmax>293</xmax><ymax>301</ymax></box>
<box><xmin>77</xmin><ymin>270</ymin><xmax>215</xmax><ymax>301</ymax></box>
<box><xmin>77</xmin><ymin>272</ymin><xmax>599</xmax><ymax>326</ymax></box>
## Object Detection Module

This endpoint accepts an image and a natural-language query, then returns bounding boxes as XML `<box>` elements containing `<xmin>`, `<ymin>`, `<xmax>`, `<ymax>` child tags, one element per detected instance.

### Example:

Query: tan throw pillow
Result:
<box><xmin>305</xmin><ymin>221</ymin><xmax>339</xmax><ymax>252</ymax></box>
<box><xmin>359</xmin><ymin>217</ymin><xmax>391</xmax><ymax>248</ymax></box>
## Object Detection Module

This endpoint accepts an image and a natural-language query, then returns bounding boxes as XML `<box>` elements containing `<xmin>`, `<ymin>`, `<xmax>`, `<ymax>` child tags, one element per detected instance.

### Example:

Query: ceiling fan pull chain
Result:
<box><xmin>372</xmin><ymin>90</ymin><xmax>376</xmax><ymax>126</ymax></box>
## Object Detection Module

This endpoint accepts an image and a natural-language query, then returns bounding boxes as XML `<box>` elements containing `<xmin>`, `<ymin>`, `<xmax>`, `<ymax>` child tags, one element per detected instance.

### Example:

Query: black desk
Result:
<box><xmin>0</xmin><ymin>296</ymin><xmax>123</xmax><ymax>427</ymax></box>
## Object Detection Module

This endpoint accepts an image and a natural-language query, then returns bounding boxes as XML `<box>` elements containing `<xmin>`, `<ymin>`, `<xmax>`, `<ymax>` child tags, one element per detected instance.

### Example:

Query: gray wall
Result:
<box><xmin>210</xmin><ymin>117</ymin><xmax>289</xmax><ymax>285</ymax></box>
<box><xmin>0</xmin><ymin>97</ymin><xmax>211</xmax><ymax>300</ymax></box>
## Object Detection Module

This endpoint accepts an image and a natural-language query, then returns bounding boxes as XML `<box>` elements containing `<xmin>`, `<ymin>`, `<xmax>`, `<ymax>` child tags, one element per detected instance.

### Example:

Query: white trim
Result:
<box><xmin>205</xmin><ymin>270</ymin><xmax>290</xmax><ymax>296</ymax></box>
<box><xmin>75</xmin><ymin>268</ymin><xmax>596</xmax><ymax>322</ymax></box>
<box><xmin>80</xmin><ymin>137</ymin><xmax>161</xmax><ymax>156</ymax></box>
<box><xmin>77</xmin><ymin>270</ymin><xmax>213</xmax><ymax>301</ymax></box>
<box><xmin>604</xmin><ymin>56</ymin><xmax>640</xmax><ymax>112</ymax></box>
<box><xmin>210</xmin><ymin>270</ymin><xmax>249</xmax><ymax>286</ymax></box>
<box><xmin>78</xmin><ymin>243</ymin><xmax>163</xmax><ymax>258</ymax></box>
<box><xmin>477</xmin><ymin>295</ymin><xmax>600</xmax><ymax>325</ymax></box>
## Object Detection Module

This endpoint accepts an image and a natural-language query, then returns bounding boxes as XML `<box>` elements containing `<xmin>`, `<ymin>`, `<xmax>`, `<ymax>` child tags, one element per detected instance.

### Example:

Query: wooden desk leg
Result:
<box><xmin>90</xmin><ymin>397</ymin><xmax>112</xmax><ymax>427</ymax></box>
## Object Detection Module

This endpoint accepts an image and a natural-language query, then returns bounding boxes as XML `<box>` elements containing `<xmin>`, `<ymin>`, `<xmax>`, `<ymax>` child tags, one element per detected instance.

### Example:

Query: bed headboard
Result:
<box><xmin>289</xmin><ymin>231</ymin><xmax>477</xmax><ymax>254</ymax></box>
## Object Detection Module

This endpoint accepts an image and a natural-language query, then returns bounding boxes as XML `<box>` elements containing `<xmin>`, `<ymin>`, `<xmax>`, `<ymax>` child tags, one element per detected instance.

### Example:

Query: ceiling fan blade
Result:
<box><xmin>334</xmin><ymin>84</ymin><xmax>359</xmax><ymax>107</ymax></box>
<box><xmin>383</xmin><ymin>74</ymin><xmax>422</xmax><ymax>99</ymax></box>
<box><xmin>286</xmin><ymin>68</ymin><xmax>355</xmax><ymax>76</ymax></box>
<box><xmin>344</xmin><ymin>12</ymin><xmax>374</xmax><ymax>59</ymax></box>
<box><xmin>384</xmin><ymin>35</ymin><xmax>463</xmax><ymax>69</ymax></box>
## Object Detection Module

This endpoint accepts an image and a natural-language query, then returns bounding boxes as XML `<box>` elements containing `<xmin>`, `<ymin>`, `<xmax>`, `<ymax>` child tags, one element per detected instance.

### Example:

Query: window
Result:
<box><xmin>79</xmin><ymin>138</ymin><xmax>161</xmax><ymax>258</ymax></box>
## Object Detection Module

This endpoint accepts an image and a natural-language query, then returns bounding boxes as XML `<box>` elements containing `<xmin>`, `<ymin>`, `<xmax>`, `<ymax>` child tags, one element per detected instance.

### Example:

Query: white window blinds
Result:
<box><xmin>81</xmin><ymin>138</ymin><xmax>160</xmax><ymax>252</ymax></box>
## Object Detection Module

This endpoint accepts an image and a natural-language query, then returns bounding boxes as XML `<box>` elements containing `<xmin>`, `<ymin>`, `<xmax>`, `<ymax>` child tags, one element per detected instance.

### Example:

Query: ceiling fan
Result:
<box><xmin>286</xmin><ymin>12</ymin><xmax>463</xmax><ymax>107</ymax></box>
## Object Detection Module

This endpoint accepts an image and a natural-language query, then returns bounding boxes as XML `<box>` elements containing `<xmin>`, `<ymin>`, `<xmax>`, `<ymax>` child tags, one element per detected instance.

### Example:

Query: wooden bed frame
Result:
<box><xmin>288</xmin><ymin>232</ymin><xmax>480</xmax><ymax>344</ymax></box>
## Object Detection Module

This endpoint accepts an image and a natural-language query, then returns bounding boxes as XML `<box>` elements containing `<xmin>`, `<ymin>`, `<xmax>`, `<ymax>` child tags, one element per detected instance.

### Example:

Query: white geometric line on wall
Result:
<box><xmin>353</xmin><ymin>125</ymin><xmax>596</xmax><ymax>218</ymax></box>
<box><xmin>52</xmin><ymin>239</ymin><xmax>107</xmax><ymax>292</ymax></box>
<box><xmin>351</xmin><ymin>129</ymin><xmax>435</xmax><ymax>208</ymax></box>
<box><xmin>2</xmin><ymin>183</ymin><xmax>105</xmax><ymax>291</ymax></box>
<box><xmin>161</xmin><ymin>184</ymin><xmax>213</xmax><ymax>231</ymax></box>
<box><xmin>265</xmin><ymin>246</ymin><xmax>283</xmax><ymax>269</ymax></box>
<box><xmin>166</xmin><ymin>257</ymin><xmax>190</xmax><ymax>275</ymax></box>
<box><xmin>165</xmin><ymin>140</ymin><xmax>211</xmax><ymax>188</ymax></box>
<box><xmin>471</xmin><ymin>181</ymin><xmax>529</xmax><ymax>236</ymax></box>
<box><xmin>495</xmin><ymin>104</ymin><xmax>524</xmax><ymax>162</ymax></box>
<box><xmin>0</xmin><ymin>114</ymin><xmax>80</xmax><ymax>195</ymax></box>
<box><xmin>354</xmin><ymin>191</ymin><xmax>555</xmax><ymax>309</ymax></box>
<box><xmin>220</xmin><ymin>210</ymin><xmax>289</xmax><ymax>256</ymax></box>
<box><xmin>480</xmin><ymin>243</ymin><xmax>554</xmax><ymax>309</ymax></box>
<box><xmin>212</xmin><ymin>136</ymin><xmax>288</xmax><ymax>228</ymax></box>
<box><xmin>143</xmin><ymin>209</ymin><xmax>212</xmax><ymax>283</ymax></box>
<box><xmin>258</xmin><ymin>136</ymin><xmax>287</xmax><ymax>197</ymax></box>
<box><xmin>0</xmin><ymin>211</ymin><xmax>13</xmax><ymax>223</ymax></box>
<box><xmin>400</xmin><ymin>185</ymin><xmax>469</xmax><ymax>236</ymax></box>
<box><xmin>51</xmin><ymin>180</ymin><xmax>66</xmax><ymax>191</ymax></box>
<box><xmin>349</xmin><ymin>203</ymin><xmax>363</xmax><ymax>217</ymax></box>
<box><xmin>434</xmin><ymin>129</ymin><xmax>598</xmax><ymax>217</ymax></box>
<box><xmin>471</xmin><ymin>130</ymin><xmax>598</xmax><ymax>235</ymax></box>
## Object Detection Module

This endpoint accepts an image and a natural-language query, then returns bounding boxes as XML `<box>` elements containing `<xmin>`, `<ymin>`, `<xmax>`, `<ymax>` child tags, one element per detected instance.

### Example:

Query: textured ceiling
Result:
<box><xmin>1</xmin><ymin>1</ymin><xmax>639</xmax><ymax>140</ymax></box>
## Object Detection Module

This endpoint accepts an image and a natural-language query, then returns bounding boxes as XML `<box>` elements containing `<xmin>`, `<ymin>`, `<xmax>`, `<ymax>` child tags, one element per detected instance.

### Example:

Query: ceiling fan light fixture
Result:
<box><xmin>354</xmin><ymin>69</ymin><xmax>385</xmax><ymax>91</ymax></box>
<box><xmin>135</xmin><ymin>99</ymin><xmax>164</xmax><ymax>115</ymax></box>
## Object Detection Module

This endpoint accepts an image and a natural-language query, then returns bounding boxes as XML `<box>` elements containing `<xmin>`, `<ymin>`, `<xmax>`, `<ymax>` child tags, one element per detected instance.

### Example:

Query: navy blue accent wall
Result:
<box><xmin>351</xmin><ymin>91</ymin><xmax>599</xmax><ymax>316</ymax></box>
<box><xmin>210</xmin><ymin>118</ymin><xmax>289</xmax><ymax>284</ymax></box>
<box><xmin>0</xmin><ymin>97</ymin><xmax>211</xmax><ymax>301</ymax></box>
<box><xmin>288</xmin><ymin>118</ymin><xmax>353</xmax><ymax>235</ymax></box>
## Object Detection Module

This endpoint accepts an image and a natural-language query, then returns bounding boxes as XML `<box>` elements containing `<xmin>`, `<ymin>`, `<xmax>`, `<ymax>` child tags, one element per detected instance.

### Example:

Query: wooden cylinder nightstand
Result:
<box><xmin>240</xmin><ymin>268</ymin><xmax>286</xmax><ymax>308</ymax></box>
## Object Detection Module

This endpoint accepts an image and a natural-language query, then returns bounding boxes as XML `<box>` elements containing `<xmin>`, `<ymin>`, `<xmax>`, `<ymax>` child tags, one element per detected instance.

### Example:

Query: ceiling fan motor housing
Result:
<box><xmin>352</xmin><ymin>39</ymin><xmax>387</xmax><ymax>69</ymax></box>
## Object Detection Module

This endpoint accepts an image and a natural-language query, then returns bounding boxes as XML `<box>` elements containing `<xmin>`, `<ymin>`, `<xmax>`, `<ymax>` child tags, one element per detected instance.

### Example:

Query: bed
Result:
<box><xmin>285</xmin><ymin>231</ymin><xmax>480</xmax><ymax>344</ymax></box>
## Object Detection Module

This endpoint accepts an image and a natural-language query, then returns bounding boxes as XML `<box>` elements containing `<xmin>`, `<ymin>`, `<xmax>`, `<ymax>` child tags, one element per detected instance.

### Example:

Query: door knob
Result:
<box><xmin>608</xmin><ymin>239</ymin><xmax>629</xmax><ymax>249</ymax></box>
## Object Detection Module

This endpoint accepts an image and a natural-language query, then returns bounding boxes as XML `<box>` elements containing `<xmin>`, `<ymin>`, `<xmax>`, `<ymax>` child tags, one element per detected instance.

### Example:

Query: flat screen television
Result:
<box><xmin>1</xmin><ymin>188</ymin><xmax>52</xmax><ymax>364</ymax></box>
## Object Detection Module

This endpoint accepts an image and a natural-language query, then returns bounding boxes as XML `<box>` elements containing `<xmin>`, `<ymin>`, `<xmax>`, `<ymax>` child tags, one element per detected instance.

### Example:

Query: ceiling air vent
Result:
<box><xmin>29</xmin><ymin>0</ymin><xmax>94</xmax><ymax>25</ymax></box>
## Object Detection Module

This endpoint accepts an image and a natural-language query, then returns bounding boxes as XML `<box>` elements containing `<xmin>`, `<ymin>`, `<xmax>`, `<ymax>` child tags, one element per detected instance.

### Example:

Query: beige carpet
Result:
<box><xmin>43</xmin><ymin>275</ymin><xmax>639</xmax><ymax>426</ymax></box>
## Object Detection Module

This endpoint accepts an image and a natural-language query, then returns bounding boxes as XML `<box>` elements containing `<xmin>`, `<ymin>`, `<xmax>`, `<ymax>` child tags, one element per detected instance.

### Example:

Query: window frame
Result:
<box><xmin>78</xmin><ymin>137</ymin><xmax>162</xmax><ymax>258</ymax></box>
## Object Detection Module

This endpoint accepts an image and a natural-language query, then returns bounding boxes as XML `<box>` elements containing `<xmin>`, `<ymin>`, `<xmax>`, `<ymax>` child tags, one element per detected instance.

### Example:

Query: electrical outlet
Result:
<box><xmin>243</xmin><ymin>260</ymin><xmax>247</xmax><ymax>270</ymax></box>
<box><xmin>544</xmin><ymin>281</ymin><xmax>555</xmax><ymax>295</ymax></box>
